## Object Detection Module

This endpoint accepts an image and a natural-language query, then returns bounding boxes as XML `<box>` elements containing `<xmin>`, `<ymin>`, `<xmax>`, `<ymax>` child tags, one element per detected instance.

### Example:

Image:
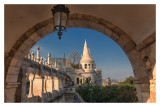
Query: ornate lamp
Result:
<box><xmin>51</xmin><ymin>5</ymin><xmax>70</xmax><ymax>40</ymax></box>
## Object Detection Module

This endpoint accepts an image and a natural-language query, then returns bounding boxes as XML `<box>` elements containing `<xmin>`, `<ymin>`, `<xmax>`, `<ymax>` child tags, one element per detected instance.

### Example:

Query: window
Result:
<box><xmin>88</xmin><ymin>64</ymin><xmax>90</xmax><ymax>69</ymax></box>
<box><xmin>80</xmin><ymin>79</ymin><xmax>82</xmax><ymax>84</ymax></box>
<box><xmin>85</xmin><ymin>64</ymin><xmax>87</xmax><ymax>69</ymax></box>
<box><xmin>88</xmin><ymin>77</ymin><xmax>91</xmax><ymax>83</ymax></box>
<box><xmin>77</xmin><ymin>78</ymin><xmax>79</xmax><ymax>84</ymax></box>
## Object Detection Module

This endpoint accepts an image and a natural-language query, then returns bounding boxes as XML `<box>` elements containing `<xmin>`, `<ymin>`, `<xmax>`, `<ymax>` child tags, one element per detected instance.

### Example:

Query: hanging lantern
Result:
<box><xmin>51</xmin><ymin>5</ymin><xmax>70</xmax><ymax>40</ymax></box>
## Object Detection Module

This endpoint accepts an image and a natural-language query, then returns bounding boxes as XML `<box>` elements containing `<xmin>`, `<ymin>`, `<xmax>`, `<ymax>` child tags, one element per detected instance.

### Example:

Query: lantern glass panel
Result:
<box><xmin>54</xmin><ymin>12</ymin><xmax>67</xmax><ymax>31</ymax></box>
<box><xmin>60</xmin><ymin>12</ymin><xmax>67</xmax><ymax>29</ymax></box>
<box><xmin>54</xmin><ymin>12</ymin><xmax>61</xmax><ymax>30</ymax></box>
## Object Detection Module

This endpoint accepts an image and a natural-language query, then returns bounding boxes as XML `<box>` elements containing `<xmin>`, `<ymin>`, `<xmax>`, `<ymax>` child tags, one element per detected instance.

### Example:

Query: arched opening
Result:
<box><xmin>5</xmin><ymin>13</ymin><xmax>155</xmax><ymax>103</ymax></box>
<box><xmin>54</xmin><ymin>77</ymin><xmax>59</xmax><ymax>91</ymax></box>
<box><xmin>77</xmin><ymin>78</ymin><xmax>79</xmax><ymax>85</ymax></box>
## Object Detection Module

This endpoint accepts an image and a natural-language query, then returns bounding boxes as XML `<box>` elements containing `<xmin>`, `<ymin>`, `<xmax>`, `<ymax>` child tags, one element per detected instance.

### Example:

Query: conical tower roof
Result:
<box><xmin>80</xmin><ymin>40</ymin><xmax>94</xmax><ymax>62</ymax></box>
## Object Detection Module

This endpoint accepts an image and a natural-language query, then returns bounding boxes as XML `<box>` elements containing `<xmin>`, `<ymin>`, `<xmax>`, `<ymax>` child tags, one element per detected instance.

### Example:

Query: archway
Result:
<box><xmin>5</xmin><ymin>13</ymin><xmax>156</xmax><ymax>102</ymax></box>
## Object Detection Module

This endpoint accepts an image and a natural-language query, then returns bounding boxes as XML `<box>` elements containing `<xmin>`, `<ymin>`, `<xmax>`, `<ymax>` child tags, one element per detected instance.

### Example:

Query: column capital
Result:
<box><xmin>28</xmin><ymin>72</ymin><xmax>35</xmax><ymax>81</ymax></box>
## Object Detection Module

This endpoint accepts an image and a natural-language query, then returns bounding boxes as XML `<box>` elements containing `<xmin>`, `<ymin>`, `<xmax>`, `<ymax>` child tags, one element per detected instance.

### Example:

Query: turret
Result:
<box><xmin>54</xmin><ymin>58</ymin><xmax>57</xmax><ymax>68</ymax></box>
<box><xmin>48</xmin><ymin>53</ymin><xmax>51</xmax><ymax>65</ymax></box>
<box><xmin>36</xmin><ymin>45</ymin><xmax>40</xmax><ymax>62</ymax></box>
<box><xmin>28</xmin><ymin>53</ymin><xmax>31</xmax><ymax>60</ymax></box>
<box><xmin>80</xmin><ymin>40</ymin><xmax>95</xmax><ymax>72</ymax></box>
<box><xmin>31</xmin><ymin>52</ymin><xmax>34</xmax><ymax>60</ymax></box>
<box><xmin>64</xmin><ymin>53</ymin><xmax>65</xmax><ymax>58</ymax></box>
<box><xmin>80</xmin><ymin>39</ymin><xmax>94</xmax><ymax>62</ymax></box>
<box><xmin>40</xmin><ymin>57</ymin><xmax>43</xmax><ymax>64</ymax></box>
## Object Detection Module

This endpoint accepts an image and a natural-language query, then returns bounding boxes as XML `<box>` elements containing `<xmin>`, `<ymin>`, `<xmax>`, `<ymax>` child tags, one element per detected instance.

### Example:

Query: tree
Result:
<box><xmin>66</xmin><ymin>50</ymin><xmax>80</xmax><ymax>69</ymax></box>
<box><xmin>76</xmin><ymin>84</ymin><xmax>102</xmax><ymax>102</ymax></box>
<box><xmin>125</xmin><ymin>76</ymin><xmax>134</xmax><ymax>84</ymax></box>
<box><xmin>66</xmin><ymin>55</ymin><xmax>71</xmax><ymax>67</ymax></box>
<box><xmin>69</xmin><ymin>50</ymin><xmax>80</xmax><ymax>64</ymax></box>
<box><xmin>118</xmin><ymin>76</ymin><xmax>138</xmax><ymax>102</ymax></box>
<box><xmin>100</xmin><ymin>86</ymin><xmax>119</xmax><ymax>102</ymax></box>
<box><xmin>76</xmin><ymin>76</ymin><xmax>138</xmax><ymax>102</ymax></box>
<box><xmin>118</xmin><ymin>83</ymin><xmax>138</xmax><ymax>102</ymax></box>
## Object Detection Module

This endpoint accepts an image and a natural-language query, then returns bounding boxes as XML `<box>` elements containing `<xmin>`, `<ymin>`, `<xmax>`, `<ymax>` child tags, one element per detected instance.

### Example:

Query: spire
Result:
<box><xmin>37</xmin><ymin>45</ymin><xmax>40</xmax><ymax>50</ymax></box>
<box><xmin>36</xmin><ymin>45</ymin><xmax>40</xmax><ymax>61</ymax></box>
<box><xmin>80</xmin><ymin>39</ymin><xmax>94</xmax><ymax>62</ymax></box>
<box><xmin>64</xmin><ymin>53</ymin><xmax>65</xmax><ymax>58</ymax></box>
<box><xmin>48</xmin><ymin>53</ymin><xmax>51</xmax><ymax>65</ymax></box>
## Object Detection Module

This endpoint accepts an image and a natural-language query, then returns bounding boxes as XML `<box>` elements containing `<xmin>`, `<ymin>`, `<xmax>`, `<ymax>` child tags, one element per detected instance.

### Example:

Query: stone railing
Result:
<box><xmin>75</xmin><ymin>92</ymin><xmax>85</xmax><ymax>102</ymax></box>
<box><xmin>64</xmin><ymin>86</ymin><xmax>76</xmax><ymax>94</ymax></box>
<box><xmin>24</xmin><ymin>58</ymin><xmax>66</xmax><ymax>76</ymax></box>
<box><xmin>64</xmin><ymin>86</ymin><xmax>85</xmax><ymax>102</ymax></box>
<box><xmin>22</xmin><ymin>58</ymin><xmax>68</xmax><ymax>102</ymax></box>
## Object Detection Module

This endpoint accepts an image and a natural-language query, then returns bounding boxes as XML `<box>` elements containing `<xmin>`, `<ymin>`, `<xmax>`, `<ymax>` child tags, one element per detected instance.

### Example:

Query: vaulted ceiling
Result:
<box><xmin>5</xmin><ymin>4</ymin><xmax>155</xmax><ymax>53</ymax></box>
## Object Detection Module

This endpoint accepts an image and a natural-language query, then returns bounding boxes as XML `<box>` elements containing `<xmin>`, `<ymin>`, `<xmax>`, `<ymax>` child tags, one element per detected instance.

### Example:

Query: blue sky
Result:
<box><xmin>30</xmin><ymin>28</ymin><xmax>133</xmax><ymax>81</ymax></box>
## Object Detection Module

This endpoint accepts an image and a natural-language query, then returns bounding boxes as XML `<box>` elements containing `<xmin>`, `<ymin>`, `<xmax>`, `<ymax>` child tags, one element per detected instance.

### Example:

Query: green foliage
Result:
<box><xmin>124</xmin><ymin>76</ymin><xmax>134</xmax><ymax>85</ymax></box>
<box><xmin>99</xmin><ymin>86</ymin><xmax>119</xmax><ymax>102</ymax></box>
<box><xmin>76</xmin><ymin>84</ymin><xmax>101</xmax><ymax>102</ymax></box>
<box><xmin>76</xmin><ymin>76</ymin><xmax>138</xmax><ymax>102</ymax></box>
<box><xmin>117</xmin><ymin>76</ymin><xmax>138</xmax><ymax>102</ymax></box>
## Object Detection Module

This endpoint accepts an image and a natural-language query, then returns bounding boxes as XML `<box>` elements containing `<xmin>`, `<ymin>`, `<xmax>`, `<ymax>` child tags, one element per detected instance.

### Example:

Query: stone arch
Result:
<box><xmin>53</xmin><ymin>77</ymin><xmax>59</xmax><ymax>91</ymax></box>
<box><xmin>5</xmin><ymin>13</ymin><xmax>153</xmax><ymax>102</ymax></box>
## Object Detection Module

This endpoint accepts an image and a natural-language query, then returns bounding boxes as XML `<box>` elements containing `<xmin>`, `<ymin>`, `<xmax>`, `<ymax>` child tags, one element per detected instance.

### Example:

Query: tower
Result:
<box><xmin>36</xmin><ymin>45</ymin><xmax>40</xmax><ymax>62</ymax></box>
<box><xmin>80</xmin><ymin>40</ymin><xmax>96</xmax><ymax>72</ymax></box>
<box><xmin>48</xmin><ymin>53</ymin><xmax>51</xmax><ymax>65</ymax></box>
<box><xmin>31</xmin><ymin>52</ymin><xmax>34</xmax><ymax>60</ymax></box>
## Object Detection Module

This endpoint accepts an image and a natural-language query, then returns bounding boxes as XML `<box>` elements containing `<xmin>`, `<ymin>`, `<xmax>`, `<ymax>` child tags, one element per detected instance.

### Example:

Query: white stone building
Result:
<box><xmin>66</xmin><ymin>40</ymin><xmax>102</xmax><ymax>86</ymax></box>
<box><xmin>30</xmin><ymin>40</ymin><xmax>102</xmax><ymax>87</ymax></box>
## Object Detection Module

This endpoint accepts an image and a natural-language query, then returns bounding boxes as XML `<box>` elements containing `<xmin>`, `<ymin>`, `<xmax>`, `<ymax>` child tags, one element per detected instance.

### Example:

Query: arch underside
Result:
<box><xmin>5</xmin><ymin>13</ymin><xmax>156</xmax><ymax>102</ymax></box>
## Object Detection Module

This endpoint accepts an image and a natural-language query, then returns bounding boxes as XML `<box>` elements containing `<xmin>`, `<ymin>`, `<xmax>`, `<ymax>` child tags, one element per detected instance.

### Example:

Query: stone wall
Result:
<box><xmin>133</xmin><ymin>32</ymin><xmax>156</xmax><ymax>102</ymax></box>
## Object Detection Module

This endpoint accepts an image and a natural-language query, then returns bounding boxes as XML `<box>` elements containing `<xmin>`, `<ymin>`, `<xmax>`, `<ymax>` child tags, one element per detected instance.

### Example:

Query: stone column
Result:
<box><xmin>21</xmin><ymin>63</ymin><xmax>28</xmax><ymax>102</ymax></box>
<box><xmin>28</xmin><ymin>80</ymin><xmax>33</xmax><ymax>97</ymax></box>
<box><xmin>133</xmin><ymin>78</ymin><xmax>143</xmax><ymax>102</ymax></box>
<box><xmin>59</xmin><ymin>78</ymin><xmax>61</xmax><ymax>92</ymax></box>
<box><xmin>147</xmin><ymin>64</ymin><xmax>156</xmax><ymax>103</ymax></box>
<box><xmin>52</xmin><ymin>77</ymin><xmax>54</xmax><ymax>99</ymax></box>
<box><xmin>41</xmin><ymin>75</ymin><xmax>45</xmax><ymax>102</ymax></box>
<box><xmin>28</xmin><ymin>73</ymin><xmax>35</xmax><ymax>98</ymax></box>
<box><xmin>44</xmin><ymin>75</ymin><xmax>48</xmax><ymax>93</ymax></box>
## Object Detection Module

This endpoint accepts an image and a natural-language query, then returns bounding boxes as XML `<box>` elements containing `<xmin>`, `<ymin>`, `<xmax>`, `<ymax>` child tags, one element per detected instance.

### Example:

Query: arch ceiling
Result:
<box><xmin>5</xmin><ymin>4</ymin><xmax>155</xmax><ymax>54</ymax></box>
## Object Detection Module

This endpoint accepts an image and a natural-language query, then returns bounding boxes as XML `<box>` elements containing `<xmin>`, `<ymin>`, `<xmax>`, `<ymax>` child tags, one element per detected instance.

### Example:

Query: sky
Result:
<box><xmin>30</xmin><ymin>27</ymin><xmax>133</xmax><ymax>81</ymax></box>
